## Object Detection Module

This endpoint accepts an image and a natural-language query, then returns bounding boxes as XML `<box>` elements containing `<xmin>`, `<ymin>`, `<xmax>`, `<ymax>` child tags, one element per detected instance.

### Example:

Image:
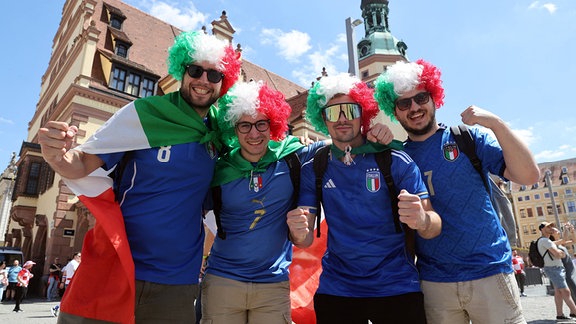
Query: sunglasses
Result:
<box><xmin>236</xmin><ymin>119</ymin><xmax>270</xmax><ymax>134</ymax></box>
<box><xmin>185</xmin><ymin>64</ymin><xmax>224</xmax><ymax>83</ymax></box>
<box><xmin>322</xmin><ymin>103</ymin><xmax>362</xmax><ymax>122</ymax></box>
<box><xmin>395</xmin><ymin>92</ymin><xmax>431</xmax><ymax>111</ymax></box>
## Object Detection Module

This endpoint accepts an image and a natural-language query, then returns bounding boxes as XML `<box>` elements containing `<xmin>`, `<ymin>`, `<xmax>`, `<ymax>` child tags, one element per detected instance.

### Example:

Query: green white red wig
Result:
<box><xmin>374</xmin><ymin>59</ymin><xmax>445</xmax><ymax>121</ymax></box>
<box><xmin>306</xmin><ymin>73</ymin><xmax>379</xmax><ymax>136</ymax></box>
<box><xmin>217</xmin><ymin>81</ymin><xmax>291</xmax><ymax>146</ymax></box>
<box><xmin>167</xmin><ymin>31</ymin><xmax>242</xmax><ymax>96</ymax></box>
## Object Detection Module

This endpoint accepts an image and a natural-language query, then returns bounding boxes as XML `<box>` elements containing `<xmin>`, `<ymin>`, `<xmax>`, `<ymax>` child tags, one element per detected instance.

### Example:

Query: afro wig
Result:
<box><xmin>374</xmin><ymin>59</ymin><xmax>445</xmax><ymax>121</ymax></box>
<box><xmin>217</xmin><ymin>81</ymin><xmax>292</xmax><ymax>147</ymax></box>
<box><xmin>306</xmin><ymin>73</ymin><xmax>379</xmax><ymax>136</ymax></box>
<box><xmin>167</xmin><ymin>31</ymin><xmax>242</xmax><ymax>96</ymax></box>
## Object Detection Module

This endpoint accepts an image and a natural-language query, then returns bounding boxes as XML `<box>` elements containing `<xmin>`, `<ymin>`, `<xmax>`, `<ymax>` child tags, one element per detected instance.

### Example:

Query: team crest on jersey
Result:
<box><xmin>205</xmin><ymin>141</ymin><xmax>217</xmax><ymax>159</ymax></box>
<box><xmin>443</xmin><ymin>142</ymin><xmax>460</xmax><ymax>161</ymax></box>
<box><xmin>366</xmin><ymin>169</ymin><xmax>381</xmax><ymax>193</ymax></box>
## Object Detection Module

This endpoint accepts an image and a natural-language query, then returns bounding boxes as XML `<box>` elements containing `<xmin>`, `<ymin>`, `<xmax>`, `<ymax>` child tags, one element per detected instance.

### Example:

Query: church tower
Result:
<box><xmin>357</xmin><ymin>0</ymin><xmax>408</xmax><ymax>84</ymax></box>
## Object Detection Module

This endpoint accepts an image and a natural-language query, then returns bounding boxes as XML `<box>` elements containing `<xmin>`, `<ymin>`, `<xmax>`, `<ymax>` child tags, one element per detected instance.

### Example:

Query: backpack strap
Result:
<box><xmin>450</xmin><ymin>125</ymin><xmax>489</xmax><ymax>191</ymax></box>
<box><xmin>375</xmin><ymin>150</ymin><xmax>416</xmax><ymax>260</ymax></box>
<box><xmin>212</xmin><ymin>186</ymin><xmax>226</xmax><ymax>239</ymax></box>
<box><xmin>110</xmin><ymin>151</ymin><xmax>134</xmax><ymax>203</ymax></box>
<box><xmin>536</xmin><ymin>237</ymin><xmax>553</xmax><ymax>261</ymax></box>
<box><xmin>313</xmin><ymin>146</ymin><xmax>330</xmax><ymax>238</ymax></box>
<box><xmin>284</xmin><ymin>152</ymin><xmax>301</xmax><ymax>210</ymax></box>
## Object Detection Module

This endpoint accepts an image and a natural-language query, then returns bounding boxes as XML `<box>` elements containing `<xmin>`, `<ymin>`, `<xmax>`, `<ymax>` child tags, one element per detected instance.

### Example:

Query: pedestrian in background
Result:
<box><xmin>13</xmin><ymin>260</ymin><xmax>35</xmax><ymax>312</ymax></box>
<box><xmin>512</xmin><ymin>249</ymin><xmax>527</xmax><ymax>297</ymax></box>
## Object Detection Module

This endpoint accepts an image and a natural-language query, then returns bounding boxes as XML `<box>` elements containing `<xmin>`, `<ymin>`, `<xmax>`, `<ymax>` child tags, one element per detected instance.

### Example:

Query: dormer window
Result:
<box><xmin>562</xmin><ymin>175</ymin><xmax>569</xmax><ymax>184</ymax></box>
<box><xmin>110</xmin><ymin>16</ymin><xmax>123</xmax><ymax>29</ymax></box>
<box><xmin>561</xmin><ymin>166</ymin><xmax>568</xmax><ymax>174</ymax></box>
<box><xmin>116</xmin><ymin>41</ymin><xmax>128</xmax><ymax>58</ymax></box>
<box><xmin>532</xmin><ymin>183</ymin><xmax>539</xmax><ymax>189</ymax></box>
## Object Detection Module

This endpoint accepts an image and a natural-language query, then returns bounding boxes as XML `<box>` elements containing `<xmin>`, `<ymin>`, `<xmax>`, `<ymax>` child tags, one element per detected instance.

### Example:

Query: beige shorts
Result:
<box><xmin>421</xmin><ymin>272</ymin><xmax>525</xmax><ymax>324</ymax></box>
<box><xmin>200</xmin><ymin>273</ymin><xmax>291</xmax><ymax>324</ymax></box>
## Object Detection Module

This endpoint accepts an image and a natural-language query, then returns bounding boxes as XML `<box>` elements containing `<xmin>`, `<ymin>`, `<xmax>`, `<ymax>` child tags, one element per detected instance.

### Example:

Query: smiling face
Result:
<box><xmin>236</xmin><ymin>112</ymin><xmax>270</xmax><ymax>163</ymax></box>
<box><xmin>393</xmin><ymin>88</ymin><xmax>439</xmax><ymax>141</ymax></box>
<box><xmin>179</xmin><ymin>60</ymin><xmax>223</xmax><ymax>117</ymax></box>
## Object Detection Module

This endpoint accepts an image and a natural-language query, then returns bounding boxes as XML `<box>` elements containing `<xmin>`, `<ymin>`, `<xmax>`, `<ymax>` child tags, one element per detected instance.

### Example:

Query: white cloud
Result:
<box><xmin>260</xmin><ymin>29</ymin><xmax>311</xmax><ymax>62</ymax></box>
<box><xmin>293</xmin><ymin>44</ymin><xmax>342</xmax><ymax>87</ymax></box>
<box><xmin>0</xmin><ymin>117</ymin><xmax>14</xmax><ymax>125</ymax></box>
<box><xmin>534</xmin><ymin>149</ymin><xmax>567</xmax><ymax>162</ymax></box>
<box><xmin>148</xmin><ymin>1</ymin><xmax>207</xmax><ymax>31</ymax></box>
<box><xmin>512</xmin><ymin>127</ymin><xmax>536</xmax><ymax>147</ymax></box>
<box><xmin>528</xmin><ymin>1</ymin><xmax>557</xmax><ymax>14</ymax></box>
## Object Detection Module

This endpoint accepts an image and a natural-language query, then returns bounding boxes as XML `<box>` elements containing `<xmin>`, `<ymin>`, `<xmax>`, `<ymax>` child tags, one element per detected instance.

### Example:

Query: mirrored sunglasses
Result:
<box><xmin>185</xmin><ymin>64</ymin><xmax>224</xmax><ymax>83</ymax></box>
<box><xmin>395</xmin><ymin>92</ymin><xmax>431</xmax><ymax>111</ymax></box>
<box><xmin>323</xmin><ymin>103</ymin><xmax>362</xmax><ymax>122</ymax></box>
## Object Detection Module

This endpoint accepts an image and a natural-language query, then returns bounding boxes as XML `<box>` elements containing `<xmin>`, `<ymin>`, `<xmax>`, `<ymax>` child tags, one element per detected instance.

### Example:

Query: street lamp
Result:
<box><xmin>544</xmin><ymin>169</ymin><xmax>562</xmax><ymax>235</ymax></box>
<box><xmin>345</xmin><ymin>17</ymin><xmax>363</xmax><ymax>77</ymax></box>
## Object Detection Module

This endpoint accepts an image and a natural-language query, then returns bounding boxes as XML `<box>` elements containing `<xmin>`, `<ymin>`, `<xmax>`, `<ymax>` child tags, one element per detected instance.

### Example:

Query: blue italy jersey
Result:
<box><xmin>404</xmin><ymin>126</ymin><xmax>512</xmax><ymax>282</ymax></box>
<box><xmin>299</xmin><ymin>149</ymin><xmax>428</xmax><ymax>297</ymax></box>
<box><xmin>207</xmin><ymin>141</ymin><xmax>324</xmax><ymax>283</ymax></box>
<box><xmin>98</xmin><ymin>141</ymin><xmax>217</xmax><ymax>285</ymax></box>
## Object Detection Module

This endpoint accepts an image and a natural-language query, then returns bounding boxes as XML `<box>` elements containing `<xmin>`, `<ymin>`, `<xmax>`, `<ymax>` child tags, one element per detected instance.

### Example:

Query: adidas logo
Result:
<box><xmin>324</xmin><ymin>179</ymin><xmax>336</xmax><ymax>189</ymax></box>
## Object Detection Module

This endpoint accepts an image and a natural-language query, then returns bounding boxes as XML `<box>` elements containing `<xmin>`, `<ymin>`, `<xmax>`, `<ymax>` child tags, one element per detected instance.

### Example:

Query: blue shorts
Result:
<box><xmin>544</xmin><ymin>266</ymin><xmax>568</xmax><ymax>289</ymax></box>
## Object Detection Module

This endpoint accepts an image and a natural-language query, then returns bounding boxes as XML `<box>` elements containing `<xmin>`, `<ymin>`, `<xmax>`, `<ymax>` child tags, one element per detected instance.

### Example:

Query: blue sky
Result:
<box><xmin>1</xmin><ymin>0</ymin><xmax>575</xmax><ymax>168</ymax></box>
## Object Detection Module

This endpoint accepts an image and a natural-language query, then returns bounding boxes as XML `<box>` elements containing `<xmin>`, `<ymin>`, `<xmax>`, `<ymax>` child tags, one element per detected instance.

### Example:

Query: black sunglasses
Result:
<box><xmin>185</xmin><ymin>64</ymin><xmax>224</xmax><ymax>83</ymax></box>
<box><xmin>235</xmin><ymin>120</ymin><xmax>270</xmax><ymax>134</ymax></box>
<box><xmin>395</xmin><ymin>92</ymin><xmax>431</xmax><ymax>111</ymax></box>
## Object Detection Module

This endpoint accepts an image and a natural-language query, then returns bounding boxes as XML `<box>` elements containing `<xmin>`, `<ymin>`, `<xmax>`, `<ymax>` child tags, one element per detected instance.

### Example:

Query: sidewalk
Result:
<box><xmin>0</xmin><ymin>284</ymin><xmax>568</xmax><ymax>323</ymax></box>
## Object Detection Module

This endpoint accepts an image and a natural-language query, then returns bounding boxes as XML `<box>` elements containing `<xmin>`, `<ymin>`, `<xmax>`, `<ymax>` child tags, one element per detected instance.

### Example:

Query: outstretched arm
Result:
<box><xmin>460</xmin><ymin>106</ymin><xmax>540</xmax><ymax>185</ymax></box>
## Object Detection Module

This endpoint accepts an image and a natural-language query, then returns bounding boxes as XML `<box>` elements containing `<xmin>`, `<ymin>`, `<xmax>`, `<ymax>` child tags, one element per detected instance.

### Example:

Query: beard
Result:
<box><xmin>180</xmin><ymin>86</ymin><xmax>218</xmax><ymax>112</ymax></box>
<box><xmin>397</xmin><ymin>108</ymin><xmax>437</xmax><ymax>137</ymax></box>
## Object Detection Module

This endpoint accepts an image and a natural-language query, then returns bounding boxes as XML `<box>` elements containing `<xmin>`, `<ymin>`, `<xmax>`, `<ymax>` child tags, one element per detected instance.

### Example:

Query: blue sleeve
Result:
<box><xmin>297</xmin><ymin>159</ymin><xmax>317</xmax><ymax>208</ymax></box>
<box><xmin>96</xmin><ymin>151</ymin><xmax>125</xmax><ymax>171</ymax></box>
<box><xmin>391</xmin><ymin>150</ymin><xmax>430</xmax><ymax>199</ymax></box>
<box><xmin>470</xmin><ymin>127</ymin><xmax>506</xmax><ymax>178</ymax></box>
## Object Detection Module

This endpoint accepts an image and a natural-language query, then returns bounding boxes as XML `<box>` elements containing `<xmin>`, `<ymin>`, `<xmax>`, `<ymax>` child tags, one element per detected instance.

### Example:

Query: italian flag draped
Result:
<box><xmin>60</xmin><ymin>92</ymin><xmax>220</xmax><ymax>324</ymax></box>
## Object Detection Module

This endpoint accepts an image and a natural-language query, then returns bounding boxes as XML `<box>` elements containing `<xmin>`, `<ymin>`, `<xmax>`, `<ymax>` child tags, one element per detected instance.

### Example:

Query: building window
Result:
<box><xmin>536</xmin><ymin>206</ymin><xmax>544</xmax><ymax>217</ymax></box>
<box><xmin>566</xmin><ymin>189</ymin><xmax>573</xmax><ymax>197</ymax></box>
<box><xmin>110</xmin><ymin>16</ymin><xmax>123</xmax><ymax>29</ymax></box>
<box><xmin>111</xmin><ymin>67</ymin><xmax>126</xmax><ymax>91</ymax></box>
<box><xmin>520</xmin><ymin>209</ymin><xmax>526</xmax><ymax>218</ymax></box>
<box><xmin>532</xmin><ymin>183</ymin><xmax>539</xmax><ymax>189</ymax></box>
<box><xmin>522</xmin><ymin>225</ymin><xmax>528</xmax><ymax>235</ymax></box>
<box><xmin>568</xmin><ymin>201</ymin><xmax>576</xmax><ymax>213</ymax></box>
<box><xmin>530</xmin><ymin>224</ymin><xmax>537</xmax><ymax>234</ymax></box>
<box><xmin>116</xmin><ymin>43</ymin><xmax>128</xmax><ymax>58</ymax></box>
<box><xmin>562</xmin><ymin>175</ymin><xmax>569</xmax><ymax>184</ymax></box>
<box><xmin>25</xmin><ymin>162</ymin><xmax>41</xmax><ymax>195</ymax></box>
<box><xmin>547</xmin><ymin>205</ymin><xmax>554</xmax><ymax>215</ymax></box>
<box><xmin>534</xmin><ymin>194</ymin><xmax>541</xmax><ymax>200</ymax></box>
<box><xmin>520</xmin><ymin>185</ymin><xmax>526</xmax><ymax>191</ymax></box>
<box><xmin>562</xmin><ymin>166</ymin><xmax>568</xmax><ymax>174</ymax></box>
<box><xmin>110</xmin><ymin>66</ymin><xmax>156</xmax><ymax>98</ymax></box>
<box><xmin>517</xmin><ymin>196</ymin><xmax>523</xmax><ymax>202</ymax></box>
<box><xmin>126</xmin><ymin>73</ymin><xmax>141</xmax><ymax>96</ymax></box>
<box><xmin>527</xmin><ymin>208</ymin><xmax>534</xmax><ymax>218</ymax></box>
<box><xmin>524</xmin><ymin>195</ymin><xmax>530</xmax><ymax>201</ymax></box>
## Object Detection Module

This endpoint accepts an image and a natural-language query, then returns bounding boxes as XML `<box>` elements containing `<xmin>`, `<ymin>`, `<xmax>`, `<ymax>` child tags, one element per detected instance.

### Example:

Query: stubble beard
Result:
<box><xmin>398</xmin><ymin>108</ymin><xmax>437</xmax><ymax>137</ymax></box>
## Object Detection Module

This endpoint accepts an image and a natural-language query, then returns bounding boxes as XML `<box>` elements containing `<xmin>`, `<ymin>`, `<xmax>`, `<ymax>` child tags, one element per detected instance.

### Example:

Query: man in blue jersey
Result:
<box><xmin>287</xmin><ymin>73</ymin><xmax>442</xmax><ymax>324</ymax></box>
<box><xmin>374</xmin><ymin>59</ymin><xmax>540</xmax><ymax>324</ymax></box>
<box><xmin>38</xmin><ymin>31</ymin><xmax>241</xmax><ymax>323</ymax></box>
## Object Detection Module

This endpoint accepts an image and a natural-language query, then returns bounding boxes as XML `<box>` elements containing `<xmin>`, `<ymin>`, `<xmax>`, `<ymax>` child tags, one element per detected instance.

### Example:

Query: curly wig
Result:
<box><xmin>306</xmin><ymin>73</ymin><xmax>379</xmax><ymax>136</ymax></box>
<box><xmin>167</xmin><ymin>31</ymin><xmax>242</xmax><ymax>96</ymax></box>
<box><xmin>217</xmin><ymin>81</ymin><xmax>291</xmax><ymax>146</ymax></box>
<box><xmin>374</xmin><ymin>59</ymin><xmax>445</xmax><ymax>121</ymax></box>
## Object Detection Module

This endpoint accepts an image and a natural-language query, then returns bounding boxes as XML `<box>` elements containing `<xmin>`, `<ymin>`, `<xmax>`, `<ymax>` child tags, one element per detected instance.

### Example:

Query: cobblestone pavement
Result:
<box><xmin>0</xmin><ymin>283</ymin><xmax>570</xmax><ymax>323</ymax></box>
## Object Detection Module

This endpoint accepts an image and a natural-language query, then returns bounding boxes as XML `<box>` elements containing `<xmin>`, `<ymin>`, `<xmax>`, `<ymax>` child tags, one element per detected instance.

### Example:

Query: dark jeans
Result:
<box><xmin>13</xmin><ymin>286</ymin><xmax>27</xmax><ymax>311</ymax></box>
<box><xmin>515</xmin><ymin>272</ymin><xmax>526</xmax><ymax>293</ymax></box>
<box><xmin>314</xmin><ymin>292</ymin><xmax>427</xmax><ymax>324</ymax></box>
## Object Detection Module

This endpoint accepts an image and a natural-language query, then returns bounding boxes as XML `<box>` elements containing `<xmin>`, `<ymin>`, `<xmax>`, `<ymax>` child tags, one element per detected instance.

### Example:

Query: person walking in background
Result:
<box><xmin>13</xmin><ymin>260</ymin><xmax>35</xmax><ymax>312</ymax></box>
<box><xmin>288</xmin><ymin>73</ymin><xmax>441</xmax><ymax>323</ymax></box>
<box><xmin>60</xmin><ymin>252</ymin><xmax>81</xmax><ymax>290</ymax></box>
<box><xmin>38</xmin><ymin>30</ymin><xmax>241</xmax><ymax>323</ymax></box>
<box><xmin>512</xmin><ymin>249</ymin><xmax>527</xmax><ymax>297</ymax></box>
<box><xmin>5</xmin><ymin>259</ymin><xmax>21</xmax><ymax>302</ymax></box>
<box><xmin>46</xmin><ymin>257</ymin><xmax>62</xmax><ymax>301</ymax></box>
<box><xmin>539</xmin><ymin>222</ymin><xmax>576</xmax><ymax>320</ymax></box>
<box><xmin>374</xmin><ymin>59</ymin><xmax>540</xmax><ymax>323</ymax></box>
<box><xmin>0</xmin><ymin>261</ymin><xmax>8</xmax><ymax>302</ymax></box>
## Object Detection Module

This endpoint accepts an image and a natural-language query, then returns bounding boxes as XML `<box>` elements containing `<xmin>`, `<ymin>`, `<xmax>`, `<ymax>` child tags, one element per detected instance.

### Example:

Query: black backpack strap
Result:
<box><xmin>212</xmin><ymin>186</ymin><xmax>226</xmax><ymax>239</ymax></box>
<box><xmin>312</xmin><ymin>146</ymin><xmax>331</xmax><ymax>238</ymax></box>
<box><xmin>284</xmin><ymin>152</ymin><xmax>301</xmax><ymax>210</ymax></box>
<box><xmin>450</xmin><ymin>125</ymin><xmax>489</xmax><ymax>191</ymax></box>
<box><xmin>375</xmin><ymin>150</ymin><xmax>416</xmax><ymax>260</ymax></box>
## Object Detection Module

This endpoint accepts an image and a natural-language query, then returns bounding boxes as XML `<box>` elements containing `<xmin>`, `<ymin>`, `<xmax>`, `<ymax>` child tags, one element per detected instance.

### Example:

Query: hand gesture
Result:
<box><xmin>460</xmin><ymin>105</ymin><xmax>501</xmax><ymax>130</ymax></box>
<box><xmin>366</xmin><ymin>123</ymin><xmax>394</xmax><ymax>145</ymax></box>
<box><xmin>287</xmin><ymin>207</ymin><xmax>315</xmax><ymax>245</ymax></box>
<box><xmin>38</xmin><ymin>121</ymin><xmax>78</xmax><ymax>163</ymax></box>
<box><xmin>397</xmin><ymin>189</ymin><xmax>426</xmax><ymax>230</ymax></box>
